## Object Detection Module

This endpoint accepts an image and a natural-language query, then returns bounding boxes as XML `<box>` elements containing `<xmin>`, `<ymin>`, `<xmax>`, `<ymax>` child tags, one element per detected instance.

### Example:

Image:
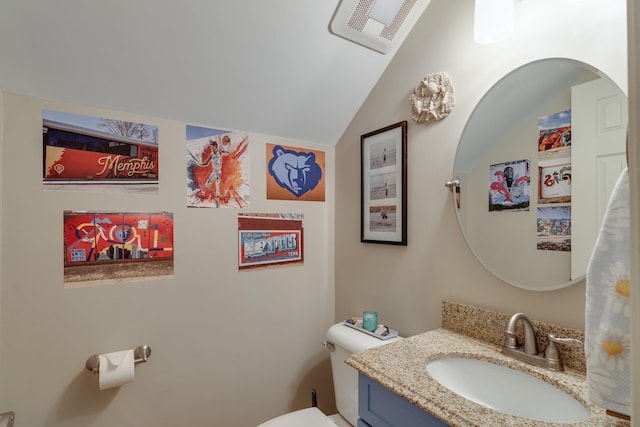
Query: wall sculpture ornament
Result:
<box><xmin>409</xmin><ymin>72</ymin><xmax>455</xmax><ymax>125</ymax></box>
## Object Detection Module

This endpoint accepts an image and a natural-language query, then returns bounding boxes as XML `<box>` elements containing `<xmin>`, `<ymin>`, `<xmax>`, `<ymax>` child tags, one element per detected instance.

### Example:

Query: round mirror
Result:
<box><xmin>453</xmin><ymin>58</ymin><xmax>628</xmax><ymax>291</ymax></box>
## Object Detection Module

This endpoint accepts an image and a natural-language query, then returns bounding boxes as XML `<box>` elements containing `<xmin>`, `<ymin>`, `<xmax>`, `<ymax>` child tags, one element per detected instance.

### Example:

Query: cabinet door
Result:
<box><xmin>358</xmin><ymin>373</ymin><xmax>450</xmax><ymax>427</ymax></box>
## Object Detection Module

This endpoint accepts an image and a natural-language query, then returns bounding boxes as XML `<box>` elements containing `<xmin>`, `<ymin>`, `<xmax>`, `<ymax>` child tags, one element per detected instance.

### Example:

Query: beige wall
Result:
<box><xmin>0</xmin><ymin>93</ymin><xmax>336</xmax><ymax>426</ymax></box>
<box><xmin>335</xmin><ymin>0</ymin><xmax>628</xmax><ymax>336</ymax></box>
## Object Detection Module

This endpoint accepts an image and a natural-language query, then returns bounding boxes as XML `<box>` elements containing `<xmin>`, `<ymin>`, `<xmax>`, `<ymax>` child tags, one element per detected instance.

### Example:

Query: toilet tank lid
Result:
<box><xmin>327</xmin><ymin>322</ymin><xmax>402</xmax><ymax>353</ymax></box>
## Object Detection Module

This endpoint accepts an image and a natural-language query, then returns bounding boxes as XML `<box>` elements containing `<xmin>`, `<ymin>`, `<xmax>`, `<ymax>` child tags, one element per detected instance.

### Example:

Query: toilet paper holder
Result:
<box><xmin>85</xmin><ymin>345</ymin><xmax>151</xmax><ymax>374</ymax></box>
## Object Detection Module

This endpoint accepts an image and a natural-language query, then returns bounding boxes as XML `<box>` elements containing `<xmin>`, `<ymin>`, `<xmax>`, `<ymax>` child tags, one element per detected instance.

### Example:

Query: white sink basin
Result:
<box><xmin>426</xmin><ymin>357</ymin><xmax>590</xmax><ymax>423</ymax></box>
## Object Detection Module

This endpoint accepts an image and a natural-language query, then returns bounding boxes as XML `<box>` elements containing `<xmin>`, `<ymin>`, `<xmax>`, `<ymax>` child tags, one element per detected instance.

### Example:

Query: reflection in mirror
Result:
<box><xmin>453</xmin><ymin>58</ymin><xmax>628</xmax><ymax>291</ymax></box>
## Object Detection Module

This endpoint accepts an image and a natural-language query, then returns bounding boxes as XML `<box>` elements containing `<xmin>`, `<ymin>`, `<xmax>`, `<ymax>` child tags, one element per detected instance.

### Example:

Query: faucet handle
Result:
<box><xmin>547</xmin><ymin>334</ymin><xmax>583</xmax><ymax>348</ymax></box>
<box><xmin>544</xmin><ymin>334</ymin><xmax>583</xmax><ymax>363</ymax></box>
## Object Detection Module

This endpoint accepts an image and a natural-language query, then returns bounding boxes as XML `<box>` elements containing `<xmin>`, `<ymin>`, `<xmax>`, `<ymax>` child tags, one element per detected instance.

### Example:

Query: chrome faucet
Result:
<box><xmin>503</xmin><ymin>312</ymin><xmax>538</xmax><ymax>355</ymax></box>
<box><xmin>492</xmin><ymin>312</ymin><xmax>582</xmax><ymax>371</ymax></box>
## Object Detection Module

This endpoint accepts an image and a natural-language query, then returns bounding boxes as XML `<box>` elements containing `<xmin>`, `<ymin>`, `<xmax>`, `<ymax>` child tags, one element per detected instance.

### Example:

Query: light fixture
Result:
<box><xmin>473</xmin><ymin>0</ymin><xmax>514</xmax><ymax>44</ymax></box>
<box><xmin>330</xmin><ymin>0</ymin><xmax>432</xmax><ymax>54</ymax></box>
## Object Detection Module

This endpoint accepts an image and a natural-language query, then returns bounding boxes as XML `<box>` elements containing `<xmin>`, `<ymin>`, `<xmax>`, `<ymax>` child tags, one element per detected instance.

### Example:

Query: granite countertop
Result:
<box><xmin>346</xmin><ymin>328</ymin><xmax>630</xmax><ymax>427</ymax></box>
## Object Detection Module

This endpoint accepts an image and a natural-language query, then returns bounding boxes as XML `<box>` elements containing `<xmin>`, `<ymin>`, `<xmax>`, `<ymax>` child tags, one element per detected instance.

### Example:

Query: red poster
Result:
<box><xmin>43</xmin><ymin>110</ymin><xmax>160</xmax><ymax>188</ymax></box>
<box><xmin>63</xmin><ymin>212</ymin><xmax>173</xmax><ymax>265</ymax></box>
<box><xmin>46</xmin><ymin>146</ymin><xmax>158</xmax><ymax>181</ymax></box>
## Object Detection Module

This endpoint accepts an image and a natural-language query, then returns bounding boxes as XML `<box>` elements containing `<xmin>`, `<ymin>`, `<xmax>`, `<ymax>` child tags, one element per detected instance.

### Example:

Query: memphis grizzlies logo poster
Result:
<box><xmin>266</xmin><ymin>144</ymin><xmax>325</xmax><ymax>201</ymax></box>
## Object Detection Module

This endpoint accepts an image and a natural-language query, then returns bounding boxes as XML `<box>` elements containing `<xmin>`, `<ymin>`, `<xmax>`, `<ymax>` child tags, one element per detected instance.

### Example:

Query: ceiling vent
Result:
<box><xmin>330</xmin><ymin>0</ymin><xmax>431</xmax><ymax>54</ymax></box>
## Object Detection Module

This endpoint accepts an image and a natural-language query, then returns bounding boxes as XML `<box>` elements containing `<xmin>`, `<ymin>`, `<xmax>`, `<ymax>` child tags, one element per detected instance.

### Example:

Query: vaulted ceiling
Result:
<box><xmin>0</xmin><ymin>1</ymin><xmax>417</xmax><ymax>145</ymax></box>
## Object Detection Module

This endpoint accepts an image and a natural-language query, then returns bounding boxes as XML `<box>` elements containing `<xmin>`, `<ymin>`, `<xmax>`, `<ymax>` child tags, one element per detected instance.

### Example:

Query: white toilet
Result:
<box><xmin>257</xmin><ymin>321</ymin><xmax>402</xmax><ymax>427</ymax></box>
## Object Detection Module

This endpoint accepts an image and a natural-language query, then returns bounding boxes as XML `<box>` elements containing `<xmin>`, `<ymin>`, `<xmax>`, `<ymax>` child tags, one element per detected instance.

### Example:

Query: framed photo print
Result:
<box><xmin>361</xmin><ymin>121</ymin><xmax>407</xmax><ymax>245</ymax></box>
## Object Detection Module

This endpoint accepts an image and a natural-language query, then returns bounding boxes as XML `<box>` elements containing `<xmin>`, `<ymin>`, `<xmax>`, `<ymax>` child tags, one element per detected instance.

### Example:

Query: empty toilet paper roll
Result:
<box><xmin>98</xmin><ymin>349</ymin><xmax>135</xmax><ymax>390</ymax></box>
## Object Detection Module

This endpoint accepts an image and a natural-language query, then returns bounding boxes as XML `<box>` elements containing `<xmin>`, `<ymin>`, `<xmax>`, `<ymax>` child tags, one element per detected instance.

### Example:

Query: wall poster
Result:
<box><xmin>536</xmin><ymin>206</ymin><xmax>571</xmax><ymax>251</ymax></box>
<box><xmin>237</xmin><ymin>214</ymin><xmax>303</xmax><ymax>270</ymax></box>
<box><xmin>266</xmin><ymin>144</ymin><xmax>325</xmax><ymax>201</ymax></box>
<box><xmin>186</xmin><ymin>125</ymin><xmax>250</xmax><ymax>208</ymax></box>
<box><xmin>43</xmin><ymin>110</ymin><xmax>159</xmax><ymax>193</ymax></box>
<box><xmin>537</xmin><ymin>110</ymin><xmax>572</xmax><ymax>204</ymax></box>
<box><xmin>539</xmin><ymin>162</ymin><xmax>572</xmax><ymax>202</ymax></box>
<box><xmin>63</xmin><ymin>211</ymin><xmax>174</xmax><ymax>288</ymax></box>
<box><xmin>538</xmin><ymin>110</ymin><xmax>571</xmax><ymax>153</ymax></box>
<box><xmin>488</xmin><ymin>159</ymin><xmax>531</xmax><ymax>211</ymax></box>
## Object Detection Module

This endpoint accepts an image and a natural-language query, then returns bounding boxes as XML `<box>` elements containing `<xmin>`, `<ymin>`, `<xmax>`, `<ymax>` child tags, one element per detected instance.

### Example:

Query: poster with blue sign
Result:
<box><xmin>237</xmin><ymin>214</ymin><xmax>304</xmax><ymax>270</ymax></box>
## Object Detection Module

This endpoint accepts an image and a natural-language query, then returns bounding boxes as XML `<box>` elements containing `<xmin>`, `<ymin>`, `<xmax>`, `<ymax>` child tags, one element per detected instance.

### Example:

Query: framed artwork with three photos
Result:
<box><xmin>360</xmin><ymin>121</ymin><xmax>407</xmax><ymax>245</ymax></box>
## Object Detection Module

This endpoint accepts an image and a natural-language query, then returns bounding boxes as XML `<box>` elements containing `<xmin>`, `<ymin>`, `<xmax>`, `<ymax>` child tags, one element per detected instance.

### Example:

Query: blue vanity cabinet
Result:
<box><xmin>358</xmin><ymin>373</ymin><xmax>450</xmax><ymax>427</ymax></box>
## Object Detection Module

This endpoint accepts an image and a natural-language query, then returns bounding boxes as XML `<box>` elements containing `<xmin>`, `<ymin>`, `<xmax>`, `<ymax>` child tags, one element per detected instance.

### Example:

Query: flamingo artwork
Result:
<box><xmin>490</xmin><ymin>170</ymin><xmax>512</xmax><ymax>203</ymax></box>
<box><xmin>488</xmin><ymin>159</ymin><xmax>531</xmax><ymax>211</ymax></box>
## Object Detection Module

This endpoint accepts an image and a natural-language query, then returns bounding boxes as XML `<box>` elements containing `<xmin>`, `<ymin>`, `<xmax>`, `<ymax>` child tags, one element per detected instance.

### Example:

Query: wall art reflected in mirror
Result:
<box><xmin>452</xmin><ymin>58</ymin><xmax>628</xmax><ymax>291</ymax></box>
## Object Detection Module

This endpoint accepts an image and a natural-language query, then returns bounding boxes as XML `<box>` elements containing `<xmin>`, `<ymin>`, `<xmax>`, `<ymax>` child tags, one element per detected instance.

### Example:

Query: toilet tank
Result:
<box><xmin>326</xmin><ymin>322</ymin><xmax>402</xmax><ymax>426</ymax></box>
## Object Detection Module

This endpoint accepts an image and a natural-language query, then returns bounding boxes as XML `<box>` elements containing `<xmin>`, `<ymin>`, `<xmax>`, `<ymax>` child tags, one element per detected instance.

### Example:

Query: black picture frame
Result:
<box><xmin>360</xmin><ymin>121</ymin><xmax>407</xmax><ymax>245</ymax></box>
